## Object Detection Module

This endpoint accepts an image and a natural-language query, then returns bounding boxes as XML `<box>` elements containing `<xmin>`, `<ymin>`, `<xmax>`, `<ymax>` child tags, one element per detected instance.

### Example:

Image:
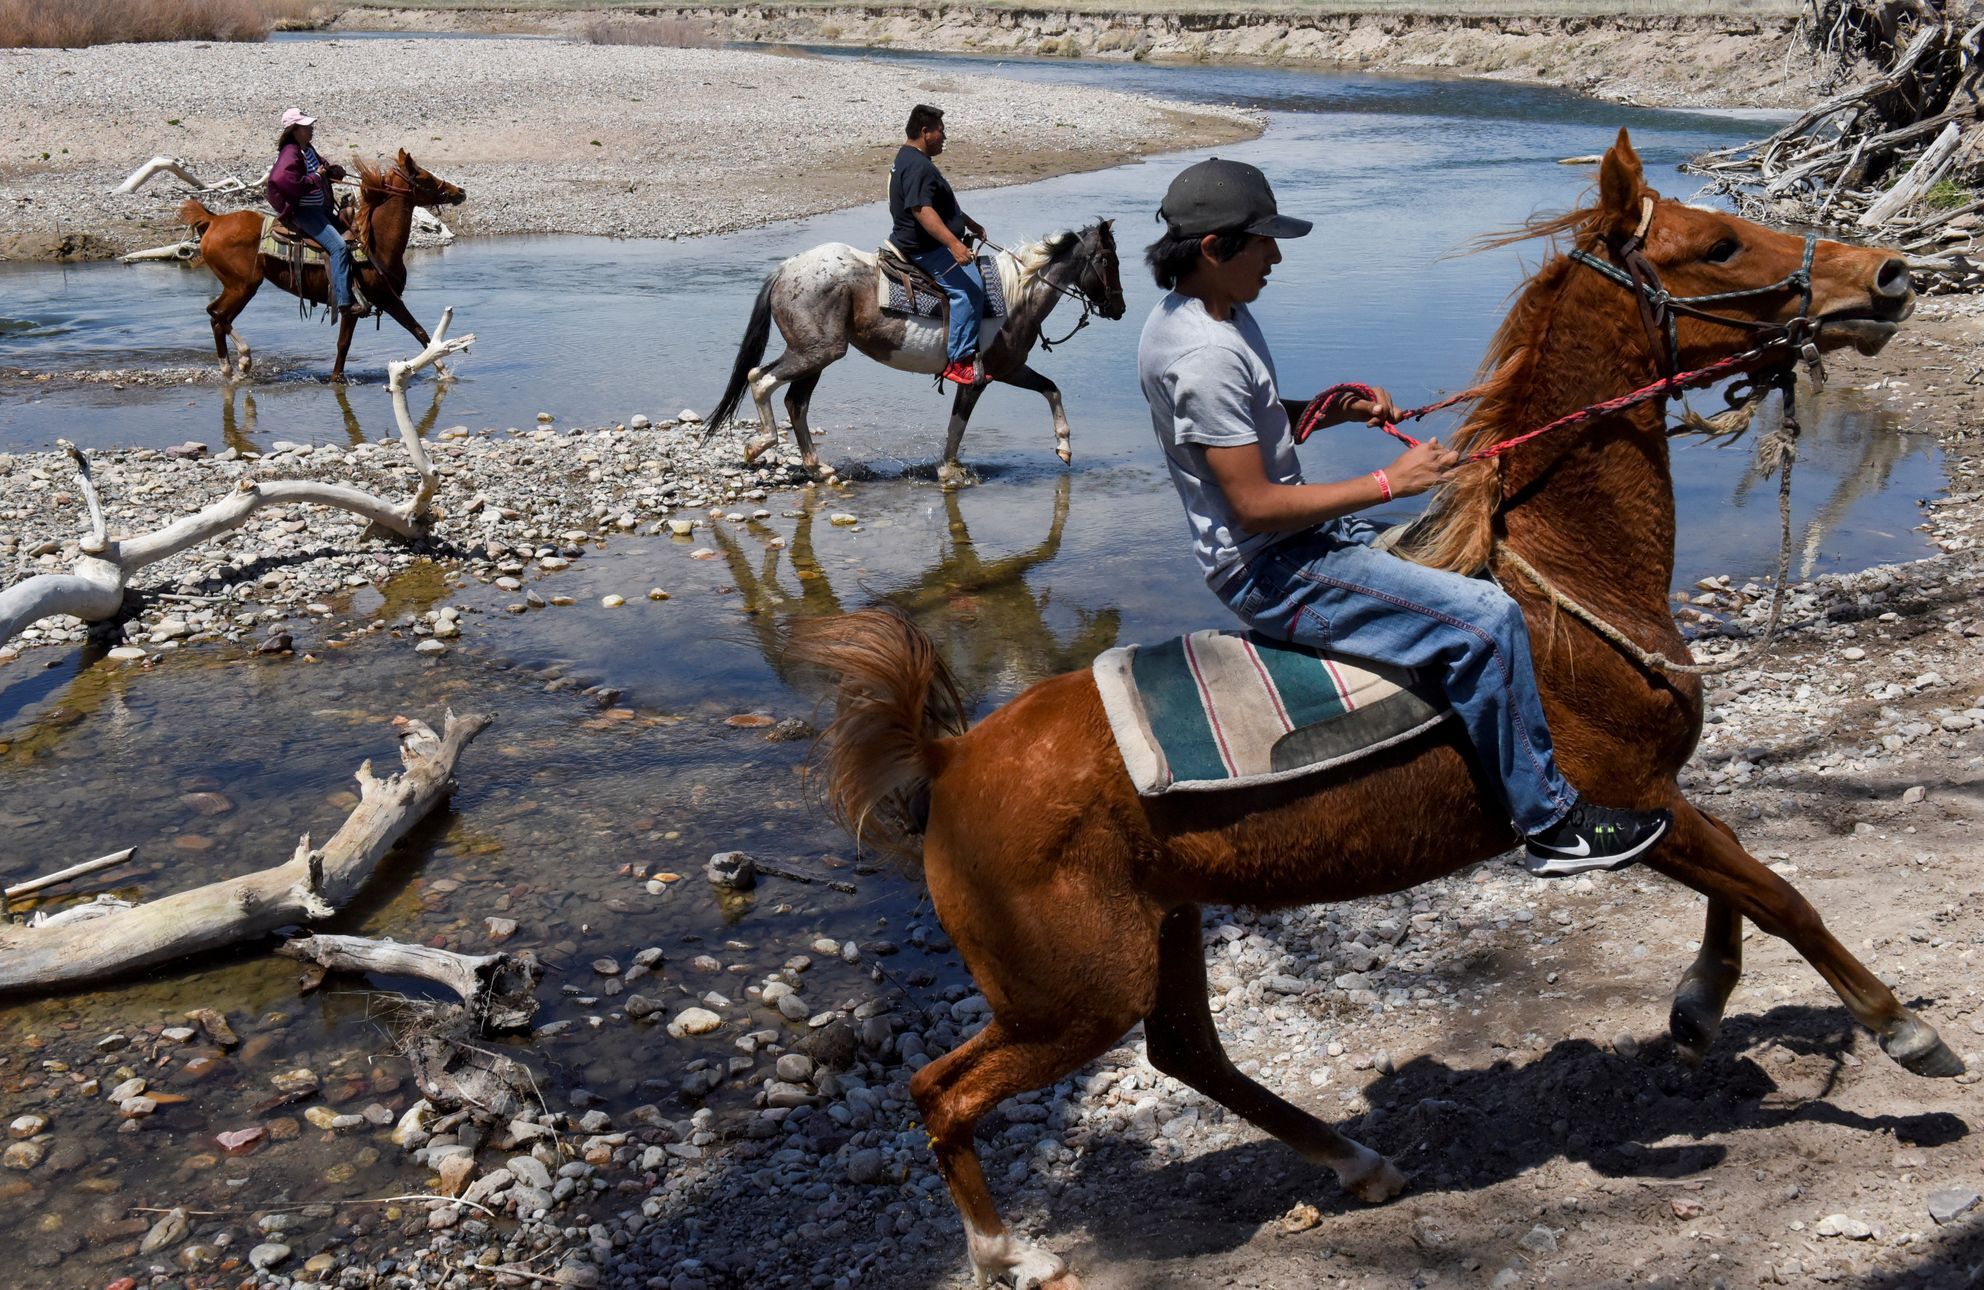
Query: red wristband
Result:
<box><xmin>1372</xmin><ymin>469</ymin><xmax>1393</xmax><ymax>503</ymax></box>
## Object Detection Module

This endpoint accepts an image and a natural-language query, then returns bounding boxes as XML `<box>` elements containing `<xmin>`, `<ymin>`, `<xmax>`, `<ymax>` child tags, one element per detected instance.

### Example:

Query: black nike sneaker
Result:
<box><xmin>1523</xmin><ymin>803</ymin><xmax>1672</xmax><ymax>877</ymax></box>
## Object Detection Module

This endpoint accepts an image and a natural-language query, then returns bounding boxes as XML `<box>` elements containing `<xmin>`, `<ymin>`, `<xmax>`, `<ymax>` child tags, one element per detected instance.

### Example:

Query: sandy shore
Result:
<box><xmin>0</xmin><ymin>39</ymin><xmax>1257</xmax><ymax>261</ymax></box>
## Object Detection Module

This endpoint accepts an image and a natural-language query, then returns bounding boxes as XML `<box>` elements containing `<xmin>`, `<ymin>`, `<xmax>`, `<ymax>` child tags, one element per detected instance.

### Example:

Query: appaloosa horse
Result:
<box><xmin>707</xmin><ymin>221</ymin><xmax>1126</xmax><ymax>484</ymax></box>
<box><xmin>788</xmin><ymin>132</ymin><xmax>1950</xmax><ymax>1289</ymax></box>
<box><xmin>178</xmin><ymin>151</ymin><xmax>465</xmax><ymax>382</ymax></box>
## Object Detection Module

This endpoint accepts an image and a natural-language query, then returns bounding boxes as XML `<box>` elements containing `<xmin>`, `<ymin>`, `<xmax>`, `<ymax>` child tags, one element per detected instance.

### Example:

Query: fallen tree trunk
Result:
<box><xmin>0</xmin><ymin>711</ymin><xmax>490</xmax><ymax>995</ymax></box>
<box><xmin>277</xmin><ymin>932</ymin><xmax>540</xmax><ymax>1033</ymax></box>
<box><xmin>0</xmin><ymin>311</ymin><xmax>474</xmax><ymax>653</ymax></box>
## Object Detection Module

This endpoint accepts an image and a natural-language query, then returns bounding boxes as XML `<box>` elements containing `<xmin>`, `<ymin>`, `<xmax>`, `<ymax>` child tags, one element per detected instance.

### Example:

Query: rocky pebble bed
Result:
<box><xmin>0</xmin><ymin>407</ymin><xmax>841</xmax><ymax>669</ymax></box>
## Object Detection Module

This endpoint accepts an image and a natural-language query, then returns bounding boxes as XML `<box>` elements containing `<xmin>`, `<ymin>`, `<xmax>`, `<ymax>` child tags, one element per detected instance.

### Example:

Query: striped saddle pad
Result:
<box><xmin>1092</xmin><ymin>630</ymin><xmax>1450</xmax><ymax>796</ymax></box>
<box><xmin>878</xmin><ymin>254</ymin><xmax>1007</xmax><ymax>319</ymax></box>
<box><xmin>258</xmin><ymin>214</ymin><xmax>369</xmax><ymax>266</ymax></box>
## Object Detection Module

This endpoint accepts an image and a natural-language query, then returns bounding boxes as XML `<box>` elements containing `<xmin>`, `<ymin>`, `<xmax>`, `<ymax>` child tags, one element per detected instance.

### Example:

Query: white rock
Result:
<box><xmin>1816</xmin><ymin>1214</ymin><xmax>1873</xmax><ymax>1239</ymax></box>
<box><xmin>668</xmin><ymin>1007</ymin><xmax>722</xmax><ymax>1038</ymax></box>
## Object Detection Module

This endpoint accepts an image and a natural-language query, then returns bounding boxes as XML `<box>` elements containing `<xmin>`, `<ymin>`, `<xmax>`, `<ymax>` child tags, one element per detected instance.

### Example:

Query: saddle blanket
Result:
<box><xmin>1092</xmin><ymin>630</ymin><xmax>1450</xmax><ymax>796</ymax></box>
<box><xmin>879</xmin><ymin>254</ymin><xmax>1008</xmax><ymax>319</ymax></box>
<box><xmin>258</xmin><ymin>213</ymin><xmax>369</xmax><ymax>266</ymax></box>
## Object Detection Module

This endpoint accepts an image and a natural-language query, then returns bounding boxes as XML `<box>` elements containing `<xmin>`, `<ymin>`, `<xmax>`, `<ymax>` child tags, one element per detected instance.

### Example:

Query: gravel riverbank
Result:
<box><xmin>0</xmin><ymin>39</ymin><xmax>1257</xmax><ymax>262</ymax></box>
<box><xmin>1</xmin><ymin>299</ymin><xmax>1980</xmax><ymax>1287</ymax></box>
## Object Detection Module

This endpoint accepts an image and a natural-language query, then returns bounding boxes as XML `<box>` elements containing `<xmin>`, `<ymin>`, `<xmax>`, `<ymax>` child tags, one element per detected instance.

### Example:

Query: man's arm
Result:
<box><xmin>1203</xmin><ymin>437</ymin><xmax>1457</xmax><ymax>534</ymax></box>
<box><xmin>913</xmin><ymin>206</ymin><xmax>974</xmax><ymax>266</ymax></box>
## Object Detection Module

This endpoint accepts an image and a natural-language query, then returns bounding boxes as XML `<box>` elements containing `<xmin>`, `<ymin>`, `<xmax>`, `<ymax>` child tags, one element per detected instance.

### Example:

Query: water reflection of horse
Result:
<box><xmin>794</xmin><ymin>133</ymin><xmax>1953</xmax><ymax>1290</ymax></box>
<box><xmin>178</xmin><ymin>151</ymin><xmax>465</xmax><ymax>383</ymax></box>
<box><xmin>711</xmin><ymin>474</ymin><xmax>1118</xmax><ymax>702</ymax></box>
<box><xmin>708</xmin><ymin>222</ymin><xmax>1126</xmax><ymax>485</ymax></box>
<box><xmin>216</xmin><ymin>375</ymin><xmax>451</xmax><ymax>455</ymax></box>
<box><xmin>1730</xmin><ymin>394</ymin><xmax>1934</xmax><ymax>578</ymax></box>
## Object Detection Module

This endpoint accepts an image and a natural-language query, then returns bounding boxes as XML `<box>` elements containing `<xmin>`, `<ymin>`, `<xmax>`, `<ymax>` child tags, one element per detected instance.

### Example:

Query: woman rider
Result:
<box><xmin>1137</xmin><ymin>158</ymin><xmax>1670</xmax><ymax>876</ymax></box>
<box><xmin>267</xmin><ymin>107</ymin><xmax>367</xmax><ymax>321</ymax></box>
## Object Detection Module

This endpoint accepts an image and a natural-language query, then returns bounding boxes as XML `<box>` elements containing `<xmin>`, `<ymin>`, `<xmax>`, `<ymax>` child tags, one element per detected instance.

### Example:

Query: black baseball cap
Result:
<box><xmin>1158</xmin><ymin>158</ymin><xmax>1312</xmax><ymax>239</ymax></box>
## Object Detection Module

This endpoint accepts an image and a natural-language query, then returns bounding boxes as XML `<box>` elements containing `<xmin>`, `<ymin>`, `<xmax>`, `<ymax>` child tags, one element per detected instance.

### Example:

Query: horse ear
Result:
<box><xmin>398</xmin><ymin>148</ymin><xmax>414</xmax><ymax>169</ymax></box>
<box><xmin>1598</xmin><ymin>128</ymin><xmax>1647</xmax><ymax>236</ymax></box>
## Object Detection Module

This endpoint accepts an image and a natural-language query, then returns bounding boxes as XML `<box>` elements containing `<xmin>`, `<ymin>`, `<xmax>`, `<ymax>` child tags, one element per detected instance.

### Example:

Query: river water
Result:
<box><xmin>0</xmin><ymin>49</ymin><xmax>1950</xmax><ymax>1282</ymax></box>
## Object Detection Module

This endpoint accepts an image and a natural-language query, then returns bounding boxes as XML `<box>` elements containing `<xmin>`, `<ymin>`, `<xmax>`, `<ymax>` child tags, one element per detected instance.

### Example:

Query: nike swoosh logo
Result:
<box><xmin>1532</xmin><ymin>837</ymin><xmax>1592</xmax><ymax>858</ymax></box>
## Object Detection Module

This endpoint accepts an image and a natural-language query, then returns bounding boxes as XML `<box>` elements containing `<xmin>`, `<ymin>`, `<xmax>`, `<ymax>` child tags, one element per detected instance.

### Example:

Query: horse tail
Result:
<box><xmin>784</xmin><ymin>606</ymin><xmax>967</xmax><ymax>867</ymax></box>
<box><xmin>177</xmin><ymin>198</ymin><xmax>217</xmax><ymax>237</ymax></box>
<box><xmin>709</xmin><ymin>268</ymin><xmax>778</xmax><ymax>429</ymax></box>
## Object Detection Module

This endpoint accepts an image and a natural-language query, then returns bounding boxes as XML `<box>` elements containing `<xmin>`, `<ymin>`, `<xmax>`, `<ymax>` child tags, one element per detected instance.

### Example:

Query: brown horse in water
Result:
<box><xmin>177</xmin><ymin>151</ymin><xmax>465</xmax><ymax>382</ymax></box>
<box><xmin>789</xmin><ymin>132</ymin><xmax>1950</xmax><ymax>1289</ymax></box>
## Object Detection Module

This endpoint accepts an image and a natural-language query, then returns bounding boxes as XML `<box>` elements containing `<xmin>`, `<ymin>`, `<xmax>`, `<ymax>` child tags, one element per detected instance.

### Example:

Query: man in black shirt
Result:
<box><xmin>889</xmin><ymin>103</ymin><xmax>989</xmax><ymax>385</ymax></box>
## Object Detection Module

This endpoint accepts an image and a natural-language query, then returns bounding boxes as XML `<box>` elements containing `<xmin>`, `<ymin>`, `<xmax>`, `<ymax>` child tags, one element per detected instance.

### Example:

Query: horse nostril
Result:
<box><xmin>1874</xmin><ymin>256</ymin><xmax>1911</xmax><ymax>298</ymax></box>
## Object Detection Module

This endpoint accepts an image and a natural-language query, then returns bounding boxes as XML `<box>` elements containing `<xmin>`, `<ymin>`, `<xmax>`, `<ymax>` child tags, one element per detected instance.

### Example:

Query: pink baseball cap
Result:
<box><xmin>280</xmin><ymin>107</ymin><xmax>316</xmax><ymax>129</ymax></box>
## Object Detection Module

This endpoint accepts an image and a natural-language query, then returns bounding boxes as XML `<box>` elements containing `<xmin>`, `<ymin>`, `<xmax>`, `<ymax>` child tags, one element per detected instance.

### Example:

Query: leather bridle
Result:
<box><xmin>1568</xmin><ymin>196</ymin><xmax>1822</xmax><ymax>381</ymax></box>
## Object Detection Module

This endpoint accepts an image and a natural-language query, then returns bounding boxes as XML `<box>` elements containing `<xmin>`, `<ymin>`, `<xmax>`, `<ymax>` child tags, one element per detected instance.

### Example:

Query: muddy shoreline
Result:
<box><xmin>0</xmin><ymin>39</ymin><xmax>1256</xmax><ymax>263</ymax></box>
<box><xmin>340</xmin><ymin>4</ymin><xmax>1827</xmax><ymax>111</ymax></box>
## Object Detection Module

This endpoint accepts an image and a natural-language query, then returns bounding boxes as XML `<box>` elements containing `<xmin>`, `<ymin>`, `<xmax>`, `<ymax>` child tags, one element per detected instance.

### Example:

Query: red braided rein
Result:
<box><xmin>1294</xmin><ymin>344</ymin><xmax>1780</xmax><ymax>464</ymax></box>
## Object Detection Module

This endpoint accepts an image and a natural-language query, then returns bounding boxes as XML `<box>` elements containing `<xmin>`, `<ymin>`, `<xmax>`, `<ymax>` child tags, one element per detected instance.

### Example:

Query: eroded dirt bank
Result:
<box><xmin>341</xmin><ymin>5</ymin><xmax>1824</xmax><ymax>110</ymax></box>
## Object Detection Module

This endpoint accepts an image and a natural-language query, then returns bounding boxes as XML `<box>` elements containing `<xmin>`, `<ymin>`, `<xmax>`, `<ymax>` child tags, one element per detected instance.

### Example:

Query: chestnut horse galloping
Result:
<box><xmin>790</xmin><ymin>132</ymin><xmax>1951</xmax><ymax>1290</ymax></box>
<box><xmin>178</xmin><ymin>151</ymin><xmax>465</xmax><ymax>382</ymax></box>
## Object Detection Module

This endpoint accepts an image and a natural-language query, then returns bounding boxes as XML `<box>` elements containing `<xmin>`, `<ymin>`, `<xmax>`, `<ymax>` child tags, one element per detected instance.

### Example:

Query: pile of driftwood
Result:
<box><xmin>1687</xmin><ymin>0</ymin><xmax>1984</xmax><ymax>290</ymax></box>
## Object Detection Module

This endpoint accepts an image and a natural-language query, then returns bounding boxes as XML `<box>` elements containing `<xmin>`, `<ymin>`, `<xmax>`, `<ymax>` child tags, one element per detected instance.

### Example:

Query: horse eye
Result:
<box><xmin>1706</xmin><ymin>238</ymin><xmax>1740</xmax><ymax>264</ymax></box>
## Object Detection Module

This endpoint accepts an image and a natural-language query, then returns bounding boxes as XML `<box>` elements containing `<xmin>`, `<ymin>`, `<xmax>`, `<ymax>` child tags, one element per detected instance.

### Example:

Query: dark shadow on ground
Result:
<box><xmin>979</xmin><ymin>1004</ymin><xmax>1967</xmax><ymax>1278</ymax></box>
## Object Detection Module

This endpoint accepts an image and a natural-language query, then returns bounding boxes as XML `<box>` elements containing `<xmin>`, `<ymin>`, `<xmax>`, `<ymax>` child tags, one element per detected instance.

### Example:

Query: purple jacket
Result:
<box><xmin>267</xmin><ymin>142</ymin><xmax>341</xmax><ymax>219</ymax></box>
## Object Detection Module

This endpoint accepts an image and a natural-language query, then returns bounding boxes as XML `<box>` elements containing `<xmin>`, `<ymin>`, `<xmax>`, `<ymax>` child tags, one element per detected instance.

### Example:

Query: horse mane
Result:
<box><xmin>1389</xmin><ymin>203</ymin><xmax>1606</xmax><ymax>574</ymax></box>
<box><xmin>350</xmin><ymin>155</ymin><xmax>393</xmax><ymax>198</ymax></box>
<box><xmin>1014</xmin><ymin>230</ymin><xmax>1081</xmax><ymax>281</ymax></box>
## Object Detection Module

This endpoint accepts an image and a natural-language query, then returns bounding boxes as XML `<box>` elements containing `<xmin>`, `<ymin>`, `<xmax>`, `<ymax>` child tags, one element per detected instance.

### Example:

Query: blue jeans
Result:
<box><xmin>287</xmin><ymin>204</ymin><xmax>354</xmax><ymax>309</ymax></box>
<box><xmin>1217</xmin><ymin>520</ymin><xmax>1578</xmax><ymax>834</ymax></box>
<box><xmin>910</xmin><ymin>246</ymin><xmax>985</xmax><ymax>363</ymax></box>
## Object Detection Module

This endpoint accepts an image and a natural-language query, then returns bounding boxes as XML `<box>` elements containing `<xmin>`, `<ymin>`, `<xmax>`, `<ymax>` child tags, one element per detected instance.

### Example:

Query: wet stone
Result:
<box><xmin>139</xmin><ymin>1208</ymin><xmax>188</xmax><ymax>1254</ymax></box>
<box><xmin>248</xmin><ymin>1241</ymin><xmax>291</xmax><ymax>1270</ymax></box>
<box><xmin>705</xmin><ymin>851</ymin><xmax>756</xmax><ymax>891</ymax></box>
<box><xmin>668</xmin><ymin>1008</ymin><xmax>722</xmax><ymax>1038</ymax></box>
<box><xmin>216</xmin><ymin>1126</ymin><xmax>264</xmax><ymax>1155</ymax></box>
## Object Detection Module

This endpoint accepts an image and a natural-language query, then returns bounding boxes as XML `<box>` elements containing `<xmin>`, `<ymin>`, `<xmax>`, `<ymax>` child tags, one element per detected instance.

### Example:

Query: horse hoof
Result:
<box><xmin>937</xmin><ymin>464</ymin><xmax>973</xmax><ymax>491</ymax></box>
<box><xmin>1668</xmin><ymin>978</ymin><xmax>1726</xmax><ymax>1067</ymax></box>
<box><xmin>743</xmin><ymin>433</ymin><xmax>776</xmax><ymax>464</ymax></box>
<box><xmin>1881</xmin><ymin>1015</ymin><xmax>1966</xmax><ymax>1078</ymax></box>
<box><xmin>1343</xmin><ymin>1156</ymin><xmax>1406</xmax><ymax>1204</ymax></box>
<box><xmin>1056</xmin><ymin>446</ymin><xmax>1071</xmax><ymax>465</ymax></box>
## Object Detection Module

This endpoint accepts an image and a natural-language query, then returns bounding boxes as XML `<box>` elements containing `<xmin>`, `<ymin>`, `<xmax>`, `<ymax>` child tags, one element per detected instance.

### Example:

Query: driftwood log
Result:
<box><xmin>0</xmin><ymin>310</ymin><xmax>473</xmax><ymax>653</ymax></box>
<box><xmin>0</xmin><ymin>711</ymin><xmax>490</xmax><ymax>995</ymax></box>
<box><xmin>278</xmin><ymin>932</ymin><xmax>540</xmax><ymax>1033</ymax></box>
<box><xmin>1687</xmin><ymin>0</ymin><xmax>1984</xmax><ymax>290</ymax></box>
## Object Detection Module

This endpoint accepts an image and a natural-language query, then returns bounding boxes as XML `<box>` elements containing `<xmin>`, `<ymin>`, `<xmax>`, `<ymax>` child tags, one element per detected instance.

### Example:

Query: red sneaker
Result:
<box><xmin>941</xmin><ymin>359</ymin><xmax>979</xmax><ymax>386</ymax></box>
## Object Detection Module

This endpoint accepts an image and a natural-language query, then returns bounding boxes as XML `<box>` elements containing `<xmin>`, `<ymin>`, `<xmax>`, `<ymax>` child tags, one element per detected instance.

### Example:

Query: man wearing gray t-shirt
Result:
<box><xmin>1138</xmin><ymin>157</ymin><xmax>1669</xmax><ymax>875</ymax></box>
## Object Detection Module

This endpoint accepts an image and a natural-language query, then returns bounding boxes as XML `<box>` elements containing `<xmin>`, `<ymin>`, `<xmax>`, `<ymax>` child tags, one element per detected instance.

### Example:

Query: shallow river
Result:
<box><xmin>0</xmin><ymin>49</ymin><xmax>1951</xmax><ymax>1282</ymax></box>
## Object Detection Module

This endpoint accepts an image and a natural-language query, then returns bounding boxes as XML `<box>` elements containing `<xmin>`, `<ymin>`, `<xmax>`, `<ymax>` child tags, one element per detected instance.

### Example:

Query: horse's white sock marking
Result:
<box><xmin>965</xmin><ymin>1219</ymin><xmax>1064</xmax><ymax>1289</ymax></box>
